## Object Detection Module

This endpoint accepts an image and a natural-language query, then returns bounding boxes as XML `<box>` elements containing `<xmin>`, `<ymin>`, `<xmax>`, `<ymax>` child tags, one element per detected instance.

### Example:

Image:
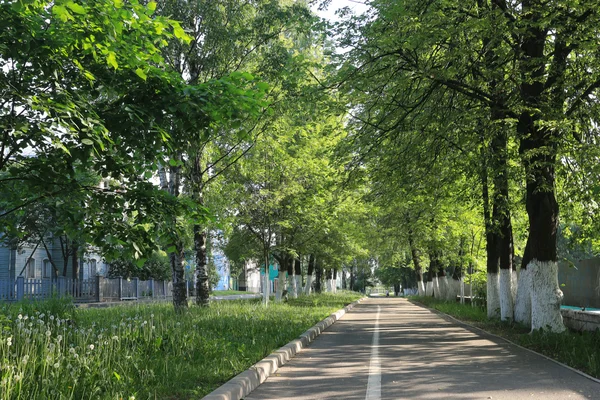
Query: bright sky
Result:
<box><xmin>312</xmin><ymin>0</ymin><xmax>370</xmax><ymax>21</ymax></box>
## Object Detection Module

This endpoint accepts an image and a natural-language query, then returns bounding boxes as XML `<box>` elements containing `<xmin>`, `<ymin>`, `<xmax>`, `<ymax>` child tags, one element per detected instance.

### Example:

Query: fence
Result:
<box><xmin>0</xmin><ymin>276</ymin><xmax>177</xmax><ymax>303</ymax></box>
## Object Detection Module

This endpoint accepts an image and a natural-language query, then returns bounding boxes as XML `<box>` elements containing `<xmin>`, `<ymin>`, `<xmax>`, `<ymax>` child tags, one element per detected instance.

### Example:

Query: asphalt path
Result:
<box><xmin>244</xmin><ymin>297</ymin><xmax>600</xmax><ymax>400</ymax></box>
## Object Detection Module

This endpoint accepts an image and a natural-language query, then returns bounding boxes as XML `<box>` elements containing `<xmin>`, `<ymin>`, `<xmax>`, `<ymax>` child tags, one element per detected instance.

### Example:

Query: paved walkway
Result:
<box><xmin>245</xmin><ymin>297</ymin><xmax>600</xmax><ymax>400</ymax></box>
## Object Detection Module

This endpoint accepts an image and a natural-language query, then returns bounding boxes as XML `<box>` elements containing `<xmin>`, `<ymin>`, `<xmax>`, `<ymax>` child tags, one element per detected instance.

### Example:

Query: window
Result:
<box><xmin>43</xmin><ymin>260</ymin><xmax>52</xmax><ymax>278</ymax></box>
<box><xmin>89</xmin><ymin>259</ymin><xmax>97</xmax><ymax>277</ymax></box>
<box><xmin>26</xmin><ymin>259</ymin><xmax>36</xmax><ymax>278</ymax></box>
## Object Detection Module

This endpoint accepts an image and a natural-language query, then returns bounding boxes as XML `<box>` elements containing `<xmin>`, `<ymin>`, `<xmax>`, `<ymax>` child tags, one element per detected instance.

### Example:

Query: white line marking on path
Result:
<box><xmin>365</xmin><ymin>305</ymin><xmax>381</xmax><ymax>400</ymax></box>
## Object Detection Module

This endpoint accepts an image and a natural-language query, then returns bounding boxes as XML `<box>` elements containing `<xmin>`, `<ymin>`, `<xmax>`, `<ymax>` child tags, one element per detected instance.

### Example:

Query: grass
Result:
<box><xmin>0</xmin><ymin>291</ymin><xmax>361</xmax><ymax>400</ymax></box>
<box><xmin>210</xmin><ymin>290</ymin><xmax>255</xmax><ymax>296</ymax></box>
<box><xmin>410</xmin><ymin>296</ymin><xmax>600</xmax><ymax>379</ymax></box>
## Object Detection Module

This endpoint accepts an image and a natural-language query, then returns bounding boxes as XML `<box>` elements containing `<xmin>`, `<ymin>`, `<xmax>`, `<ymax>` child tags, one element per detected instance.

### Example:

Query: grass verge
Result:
<box><xmin>410</xmin><ymin>296</ymin><xmax>600</xmax><ymax>379</ymax></box>
<box><xmin>0</xmin><ymin>291</ymin><xmax>361</xmax><ymax>399</ymax></box>
<box><xmin>210</xmin><ymin>290</ymin><xmax>256</xmax><ymax>296</ymax></box>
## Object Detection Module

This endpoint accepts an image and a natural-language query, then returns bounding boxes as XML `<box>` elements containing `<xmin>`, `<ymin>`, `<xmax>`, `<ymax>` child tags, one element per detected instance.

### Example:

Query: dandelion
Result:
<box><xmin>17</xmin><ymin>314</ymin><xmax>22</xmax><ymax>320</ymax></box>
<box><xmin>46</xmin><ymin>330</ymin><xmax>52</xmax><ymax>337</ymax></box>
<box><xmin>23</xmin><ymin>315</ymin><xmax>28</xmax><ymax>320</ymax></box>
<box><xmin>88</xmin><ymin>344</ymin><xmax>94</xmax><ymax>351</ymax></box>
<box><xmin>50</xmin><ymin>315</ymin><xmax>55</xmax><ymax>321</ymax></box>
<box><xmin>112</xmin><ymin>336</ymin><xmax>118</xmax><ymax>341</ymax></box>
<box><xmin>22</xmin><ymin>355</ymin><xmax>29</xmax><ymax>365</ymax></box>
<box><xmin>39</xmin><ymin>313</ymin><xmax>45</xmax><ymax>318</ymax></box>
<box><xmin>53</xmin><ymin>362</ymin><xmax>59</xmax><ymax>368</ymax></box>
<box><xmin>57</xmin><ymin>335</ymin><xmax>62</xmax><ymax>342</ymax></box>
<box><xmin>69</xmin><ymin>348</ymin><xmax>76</xmax><ymax>354</ymax></box>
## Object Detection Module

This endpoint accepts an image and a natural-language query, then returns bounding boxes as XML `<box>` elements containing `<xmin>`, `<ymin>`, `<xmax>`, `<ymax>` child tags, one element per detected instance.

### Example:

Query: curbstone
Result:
<box><xmin>201</xmin><ymin>297</ymin><xmax>365</xmax><ymax>400</ymax></box>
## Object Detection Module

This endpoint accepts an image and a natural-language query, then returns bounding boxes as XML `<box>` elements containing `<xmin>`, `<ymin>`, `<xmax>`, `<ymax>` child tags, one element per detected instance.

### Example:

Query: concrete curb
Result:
<box><xmin>409</xmin><ymin>299</ymin><xmax>600</xmax><ymax>386</ymax></box>
<box><xmin>201</xmin><ymin>297</ymin><xmax>366</xmax><ymax>400</ymax></box>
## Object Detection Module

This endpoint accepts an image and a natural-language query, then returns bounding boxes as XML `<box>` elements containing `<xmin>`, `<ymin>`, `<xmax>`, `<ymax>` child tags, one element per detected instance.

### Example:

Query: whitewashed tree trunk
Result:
<box><xmin>262</xmin><ymin>272</ymin><xmax>269</xmax><ymax>306</ymax></box>
<box><xmin>433</xmin><ymin>276</ymin><xmax>443</xmax><ymax>299</ymax></box>
<box><xmin>460</xmin><ymin>277</ymin><xmax>465</xmax><ymax>304</ymax></box>
<box><xmin>447</xmin><ymin>278</ymin><xmax>460</xmax><ymax>301</ymax></box>
<box><xmin>288</xmin><ymin>274</ymin><xmax>296</xmax><ymax>298</ymax></box>
<box><xmin>487</xmin><ymin>272</ymin><xmax>500</xmax><ymax>318</ymax></box>
<box><xmin>295</xmin><ymin>275</ymin><xmax>302</xmax><ymax>297</ymax></box>
<box><xmin>418</xmin><ymin>281</ymin><xmax>426</xmax><ymax>296</ymax></box>
<box><xmin>332</xmin><ymin>278</ymin><xmax>337</xmax><ymax>293</ymax></box>
<box><xmin>499</xmin><ymin>268</ymin><xmax>514</xmax><ymax>321</ymax></box>
<box><xmin>304</xmin><ymin>275</ymin><xmax>313</xmax><ymax>295</ymax></box>
<box><xmin>514</xmin><ymin>267</ymin><xmax>531</xmax><ymax>325</ymax></box>
<box><xmin>530</xmin><ymin>260</ymin><xmax>565</xmax><ymax>332</ymax></box>
<box><xmin>425</xmin><ymin>281</ymin><xmax>433</xmax><ymax>296</ymax></box>
<box><xmin>326</xmin><ymin>279</ymin><xmax>332</xmax><ymax>293</ymax></box>
<box><xmin>275</xmin><ymin>271</ymin><xmax>286</xmax><ymax>302</ymax></box>
<box><xmin>511</xmin><ymin>269</ymin><xmax>518</xmax><ymax>305</ymax></box>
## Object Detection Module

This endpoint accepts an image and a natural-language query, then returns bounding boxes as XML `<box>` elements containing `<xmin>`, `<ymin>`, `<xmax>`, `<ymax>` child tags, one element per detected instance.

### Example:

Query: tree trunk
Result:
<box><xmin>286</xmin><ymin>257</ymin><xmax>295</xmax><ymax>298</ymax></box>
<box><xmin>194</xmin><ymin>227</ymin><xmax>210</xmax><ymax>306</ymax></box>
<box><xmin>294</xmin><ymin>258</ymin><xmax>302</xmax><ymax>297</ymax></box>
<box><xmin>349</xmin><ymin>263</ymin><xmax>355</xmax><ymax>292</ymax></box>
<box><xmin>332</xmin><ymin>268</ymin><xmax>338</xmax><ymax>293</ymax></box>
<box><xmin>305</xmin><ymin>254</ymin><xmax>315</xmax><ymax>295</ymax></box>
<box><xmin>408</xmin><ymin>229</ymin><xmax>425</xmax><ymax>296</ymax></box>
<box><xmin>262</xmin><ymin>249</ymin><xmax>270</xmax><ymax>305</ymax></box>
<box><xmin>481</xmin><ymin>139</ymin><xmax>500</xmax><ymax>318</ymax></box>
<box><xmin>161</xmin><ymin>160</ymin><xmax>188</xmax><ymax>310</ymax></box>
<box><xmin>170</xmin><ymin>242</ymin><xmax>187</xmax><ymax>310</ymax></box>
<box><xmin>314</xmin><ymin>257</ymin><xmax>322</xmax><ymax>293</ymax></box>
<box><xmin>515</xmin><ymin>1</ymin><xmax>565</xmax><ymax>332</ymax></box>
<box><xmin>191</xmin><ymin>154</ymin><xmax>210</xmax><ymax>307</ymax></box>
<box><xmin>425</xmin><ymin>257</ymin><xmax>435</xmax><ymax>297</ymax></box>
<box><xmin>325</xmin><ymin>268</ymin><xmax>333</xmax><ymax>292</ymax></box>
<box><xmin>435</xmin><ymin>261</ymin><xmax>446</xmax><ymax>300</ymax></box>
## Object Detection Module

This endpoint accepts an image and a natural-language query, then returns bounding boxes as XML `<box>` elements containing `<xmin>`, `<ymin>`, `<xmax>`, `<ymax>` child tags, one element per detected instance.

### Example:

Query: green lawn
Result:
<box><xmin>210</xmin><ymin>290</ymin><xmax>257</xmax><ymax>296</ymax></box>
<box><xmin>0</xmin><ymin>292</ymin><xmax>361</xmax><ymax>399</ymax></box>
<box><xmin>410</xmin><ymin>296</ymin><xmax>600</xmax><ymax>379</ymax></box>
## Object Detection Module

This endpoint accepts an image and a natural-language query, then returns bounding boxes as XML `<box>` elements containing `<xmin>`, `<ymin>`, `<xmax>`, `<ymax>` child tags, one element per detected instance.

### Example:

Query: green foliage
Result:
<box><xmin>0</xmin><ymin>293</ymin><xmax>360</xmax><ymax>398</ymax></box>
<box><xmin>108</xmin><ymin>252</ymin><xmax>171</xmax><ymax>281</ymax></box>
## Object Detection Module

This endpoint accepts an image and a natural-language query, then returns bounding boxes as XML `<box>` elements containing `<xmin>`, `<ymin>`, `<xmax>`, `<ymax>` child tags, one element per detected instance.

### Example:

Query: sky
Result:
<box><xmin>312</xmin><ymin>0</ymin><xmax>370</xmax><ymax>22</ymax></box>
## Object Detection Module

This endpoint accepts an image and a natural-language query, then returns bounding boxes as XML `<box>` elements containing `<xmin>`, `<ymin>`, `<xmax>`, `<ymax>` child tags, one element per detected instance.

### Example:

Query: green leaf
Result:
<box><xmin>171</xmin><ymin>22</ymin><xmax>190</xmax><ymax>44</ymax></box>
<box><xmin>81</xmin><ymin>139</ymin><xmax>94</xmax><ymax>146</ymax></box>
<box><xmin>66</xmin><ymin>1</ymin><xmax>86</xmax><ymax>15</ymax></box>
<box><xmin>256</xmin><ymin>82</ymin><xmax>270</xmax><ymax>91</ymax></box>
<box><xmin>113</xmin><ymin>371</ymin><xmax>121</xmax><ymax>381</ymax></box>
<box><xmin>135</xmin><ymin>68</ymin><xmax>147</xmax><ymax>81</ymax></box>
<box><xmin>147</xmin><ymin>1</ymin><xmax>157</xmax><ymax>11</ymax></box>
<box><xmin>106</xmin><ymin>52</ymin><xmax>118</xmax><ymax>69</ymax></box>
<box><xmin>52</xmin><ymin>5</ymin><xmax>71</xmax><ymax>22</ymax></box>
<box><xmin>242</xmin><ymin>72</ymin><xmax>254</xmax><ymax>80</ymax></box>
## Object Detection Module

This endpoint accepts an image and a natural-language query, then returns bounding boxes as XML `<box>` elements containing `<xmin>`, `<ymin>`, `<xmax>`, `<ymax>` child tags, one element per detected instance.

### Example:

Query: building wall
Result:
<box><xmin>0</xmin><ymin>247</ymin><xmax>13</xmax><ymax>281</ymax></box>
<box><xmin>558</xmin><ymin>258</ymin><xmax>600</xmax><ymax>309</ymax></box>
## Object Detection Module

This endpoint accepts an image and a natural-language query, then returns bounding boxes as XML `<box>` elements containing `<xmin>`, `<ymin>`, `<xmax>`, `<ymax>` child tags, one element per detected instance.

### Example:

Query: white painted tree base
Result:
<box><xmin>514</xmin><ymin>267</ymin><xmax>532</xmax><ymax>325</ymax></box>
<box><xmin>499</xmin><ymin>268</ymin><xmax>514</xmax><ymax>321</ymax></box>
<box><xmin>446</xmin><ymin>278</ymin><xmax>460</xmax><ymax>301</ymax></box>
<box><xmin>326</xmin><ymin>279</ymin><xmax>332</xmax><ymax>293</ymax></box>
<box><xmin>418</xmin><ymin>281</ymin><xmax>425</xmax><ymax>296</ymax></box>
<box><xmin>487</xmin><ymin>272</ymin><xmax>500</xmax><ymax>318</ymax></box>
<box><xmin>262</xmin><ymin>273</ymin><xmax>269</xmax><ymax>306</ymax></box>
<box><xmin>275</xmin><ymin>271</ymin><xmax>286</xmax><ymax>302</ymax></box>
<box><xmin>288</xmin><ymin>275</ymin><xmax>297</xmax><ymax>299</ymax></box>
<box><xmin>433</xmin><ymin>276</ymin><xmax>444</xmax><ymax>300</ymax></box>
<box><xmin>511</xmin><ymin>269</ymin><xmax>518</xmax><ymax>305</ymax></box>
<box><xmin>304</xmin><ymin>275</ymin><xmax>313</xmax><ymax>295</ymax></box>
<box><xmin>425</xmin><ymin>281</ymin><xmax>433</xmax><ymax>297</ymax></box>
<box><xmin>295</xmin><ymin>276</ymin><xmax>302</xmax><ymax>297</ymax></box>
<box><xmin>530</xmin><ymin>260</ymin><xmax>566</xmax><ymax>332</ymax></box>
<box><xmin>332</xmin><ymin>279</ymin><xmax>337</xmax><ymax>293</ymax></box>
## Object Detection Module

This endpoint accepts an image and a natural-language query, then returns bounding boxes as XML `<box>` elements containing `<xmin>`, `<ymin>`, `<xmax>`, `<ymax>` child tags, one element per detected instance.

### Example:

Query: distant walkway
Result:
<box><xmin>245</xmin><ymin>297</ymin><xmax>600</xmax><ymax>400</ymax></box>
